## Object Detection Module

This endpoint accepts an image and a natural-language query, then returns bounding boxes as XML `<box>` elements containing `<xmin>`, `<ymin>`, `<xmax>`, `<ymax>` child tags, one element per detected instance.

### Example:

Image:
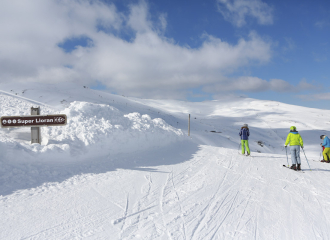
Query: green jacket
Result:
<box><xmin>285</xmin><ymin>132</ymin><xmax>303</xmax><ymax>146</ymax></box>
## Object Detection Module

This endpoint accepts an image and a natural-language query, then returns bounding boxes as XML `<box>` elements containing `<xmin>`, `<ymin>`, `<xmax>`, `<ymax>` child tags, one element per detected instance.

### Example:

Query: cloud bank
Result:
<box><xmin>0</xmin><ymin>0</ymin><xmax>310</xmax><ymax>99</ymax></box>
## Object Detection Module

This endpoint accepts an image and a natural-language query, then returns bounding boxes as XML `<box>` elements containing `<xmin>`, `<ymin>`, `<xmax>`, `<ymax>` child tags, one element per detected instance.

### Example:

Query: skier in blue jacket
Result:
<box><xmin>239</xmin><ymin>124</ymin><xmax>250</xmax><ymax>156</ymax></box>
<box><xmin>320</xmin><ymin>135</ymin><xmax>330</xmax><ymax>162</ymax></box>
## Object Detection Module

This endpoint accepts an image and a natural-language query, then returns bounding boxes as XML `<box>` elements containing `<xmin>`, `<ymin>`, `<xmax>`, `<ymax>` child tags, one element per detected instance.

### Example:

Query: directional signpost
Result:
<box><xmin>1</xmin><ymin>107</ymin><xmax>67</xmax><ymax>144</ymax></box>
<box><xmin>0</xmin><ymin>114</ymin><xmax>67</xmax><ymax>127</ymax></box>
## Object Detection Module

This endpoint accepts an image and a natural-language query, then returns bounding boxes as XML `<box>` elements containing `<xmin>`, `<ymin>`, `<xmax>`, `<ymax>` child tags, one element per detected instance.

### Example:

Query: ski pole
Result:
<box><xmin>285</xmin><ymin>146</ymin><xmax>289</xmax><ymax>167</ymax></box>
<box><xmin>238</xmin><ymin>142</ymin><xmax>241</xmax><ymax>154</ymax></box>
<box><xmin>301</xmin><ymin>147</ymin><xmax>312</xmax><ymax>171</ymax></box>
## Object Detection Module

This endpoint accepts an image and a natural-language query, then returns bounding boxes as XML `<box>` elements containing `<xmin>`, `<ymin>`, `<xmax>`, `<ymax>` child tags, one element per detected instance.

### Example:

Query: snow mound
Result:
<box><xmin>1</xmin><ymin>99</ymin><xmax>184</xmax><ymax>161</ymax></box>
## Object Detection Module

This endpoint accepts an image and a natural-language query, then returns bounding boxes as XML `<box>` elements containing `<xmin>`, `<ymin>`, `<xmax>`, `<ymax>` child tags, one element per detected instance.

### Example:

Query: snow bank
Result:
<box><xmin>0</xmin><ymin>98</ymin><xmax>184</xmax><ymax>162</ymax></box>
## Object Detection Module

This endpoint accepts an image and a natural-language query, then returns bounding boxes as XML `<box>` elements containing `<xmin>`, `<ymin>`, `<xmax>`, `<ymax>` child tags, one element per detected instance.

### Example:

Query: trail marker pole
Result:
<box><xmin>188</xmin><ymin>114</ymin><xmax>190</xmax><ymax>136</ymax></box>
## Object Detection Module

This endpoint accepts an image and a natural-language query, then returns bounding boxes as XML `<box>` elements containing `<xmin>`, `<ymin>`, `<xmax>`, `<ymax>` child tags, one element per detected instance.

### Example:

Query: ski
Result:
<box><xmin>312</xmin><ymin>160</ymin><xmax>329</xmax><ymax>163</ymax></box>
<box><xmin>282</xmin><ymin>165</ymin><xmax>304</xmax><ymax>172</ymax></box>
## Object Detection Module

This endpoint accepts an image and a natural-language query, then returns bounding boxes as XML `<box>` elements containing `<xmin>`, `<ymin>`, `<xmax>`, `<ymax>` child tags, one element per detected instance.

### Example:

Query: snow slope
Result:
<box><xmin>1</xmin><ymin>83</ymin><xmax>330</xmax><ymax>239</ymax></box>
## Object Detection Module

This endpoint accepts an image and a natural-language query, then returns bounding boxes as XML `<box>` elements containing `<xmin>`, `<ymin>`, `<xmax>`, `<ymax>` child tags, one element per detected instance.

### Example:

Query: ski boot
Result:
<box><xmin>290</xmin><ymin>164</ymin><xmax>297</xmax><ymax>171</ymax></box>
<box><xmin>297</xmin><ymin>164</ymin><xmax>301</xmax><ymax>171</ymax></box>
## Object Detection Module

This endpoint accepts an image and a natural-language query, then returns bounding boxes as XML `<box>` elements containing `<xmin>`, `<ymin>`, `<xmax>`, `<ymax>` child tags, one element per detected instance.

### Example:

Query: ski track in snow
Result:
<box><xmin>3</xmin><ymin>144</ymin><xmax>330</xmax><ymax>239</ymax></box>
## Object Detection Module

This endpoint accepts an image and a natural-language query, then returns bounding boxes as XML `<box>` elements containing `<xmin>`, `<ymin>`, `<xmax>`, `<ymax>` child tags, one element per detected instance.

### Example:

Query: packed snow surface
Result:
<box><xmin>1</xmin><ymin>83</ymin><xmax>330</xmax><ymax>239</ymax></box>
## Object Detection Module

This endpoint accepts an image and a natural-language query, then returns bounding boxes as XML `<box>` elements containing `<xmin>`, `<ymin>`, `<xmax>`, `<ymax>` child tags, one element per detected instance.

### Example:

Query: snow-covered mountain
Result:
<box><xmin>1</xmin><ymin>83</ymin><xmax>330</xmax><ymax>239</ymax></box>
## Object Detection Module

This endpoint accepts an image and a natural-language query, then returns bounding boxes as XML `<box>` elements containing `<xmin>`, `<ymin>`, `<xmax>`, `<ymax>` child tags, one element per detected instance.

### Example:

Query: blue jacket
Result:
<box><xmin>239</xmin><ymin>127</ymin><xmax>249</xmax><ymax>140</ymax></box>
<box><xmin>322</xmin><ymin>136</ymin><xmax>330</xmax><ymax>148</ymax></box>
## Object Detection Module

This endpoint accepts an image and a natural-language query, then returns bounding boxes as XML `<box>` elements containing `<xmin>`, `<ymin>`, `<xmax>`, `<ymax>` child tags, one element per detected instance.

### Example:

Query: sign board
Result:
<box><xmin>0</xmin><ymin>114</ymin><xmax>67</xmax><ymax>128</ymax></box>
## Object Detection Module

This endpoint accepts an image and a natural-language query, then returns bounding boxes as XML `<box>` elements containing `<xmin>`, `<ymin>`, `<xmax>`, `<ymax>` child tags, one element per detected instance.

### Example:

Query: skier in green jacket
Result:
<box><xmin>284</xmin><ymin>126</ymin><xmax>304</xmax><ymax>171</ymax></box>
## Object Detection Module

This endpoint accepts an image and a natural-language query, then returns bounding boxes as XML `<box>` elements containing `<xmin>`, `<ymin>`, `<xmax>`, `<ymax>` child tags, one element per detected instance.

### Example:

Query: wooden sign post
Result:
<box><xmin>1</xmin><ymin>107</ymin><xmax>67</xmax><ymax>144</ymax></box>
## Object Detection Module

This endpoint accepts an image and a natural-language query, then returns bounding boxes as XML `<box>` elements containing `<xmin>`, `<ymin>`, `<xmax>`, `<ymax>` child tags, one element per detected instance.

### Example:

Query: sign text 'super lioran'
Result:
<box><xmin>0</xmin><ymin>114</ymin><xmax>67</xmax><ymax>128</ymax></box>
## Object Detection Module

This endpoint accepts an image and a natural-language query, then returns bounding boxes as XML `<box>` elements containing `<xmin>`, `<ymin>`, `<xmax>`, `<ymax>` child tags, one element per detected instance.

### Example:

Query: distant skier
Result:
<box><xmin>239</xmin><ymin>124</ymin><xmax>250</xmax><ymax>156</ymax></box>
<box><xmin>320</xmin><ymin>135</ymin><xmax>330</xmax><ymax>162</ymax></box>
<box><xmin>284</xmin><ymin>126</ymin><xmax>304</xmax><ymax>170</ymax></box>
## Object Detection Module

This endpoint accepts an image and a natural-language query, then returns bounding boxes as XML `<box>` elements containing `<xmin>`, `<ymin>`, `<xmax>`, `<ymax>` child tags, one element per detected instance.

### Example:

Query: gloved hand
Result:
<box><xmin>284</xmin><ymin>145</ymin><xmax>287</xmax><ymax>147</ymax></box>
<box><xmin>301</xmin><ymin>146</ymin><xmax>304</xmax><ymax>149</ymax></box>
<box><xmin>320</xmin><ymin>143</ymin><xmax>323</xmax><ymax>146</ymax></box>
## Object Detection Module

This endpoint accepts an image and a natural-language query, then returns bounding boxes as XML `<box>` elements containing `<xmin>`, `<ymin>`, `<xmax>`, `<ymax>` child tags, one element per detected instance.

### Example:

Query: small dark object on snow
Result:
<box><xmin>257</xmin><ymin>141</ymin><xmax>264</xmax><ymax>147</ymax></box>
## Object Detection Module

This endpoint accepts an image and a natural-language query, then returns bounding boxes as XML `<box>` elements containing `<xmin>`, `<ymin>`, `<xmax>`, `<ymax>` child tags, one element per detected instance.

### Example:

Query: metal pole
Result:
<box><xmin>31</xmin><ymin>107</ymin><xmax>41</xmax><ymax>144</ymax></box>
<box><xmin>285</xmin><ymin>147</ymin><xmax>289</xmax><ymax>167</ymax></box>
<box><xmin>188</xmin><ymin>114</ymin><xmax>190</xmax><ymax>136</ymax></box>
<box><xmin>302</xmin><ymin>148</ymin><xmax>312</xmax><ymax>171</ymax></box>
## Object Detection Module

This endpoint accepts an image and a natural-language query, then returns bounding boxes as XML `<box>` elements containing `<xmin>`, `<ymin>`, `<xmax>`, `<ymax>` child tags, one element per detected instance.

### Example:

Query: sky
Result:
<box><xmin>0</xmin><ymin>0</ymin><xmax>329</xmax><ymax>109</ymax></box>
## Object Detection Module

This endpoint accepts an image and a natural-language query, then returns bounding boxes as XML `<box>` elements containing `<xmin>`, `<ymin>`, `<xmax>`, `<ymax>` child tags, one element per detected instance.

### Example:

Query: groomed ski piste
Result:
<box><xmin>1</xmin><ymin>83</ymin><xmax>330</xmax><ymax>240</ymax></box>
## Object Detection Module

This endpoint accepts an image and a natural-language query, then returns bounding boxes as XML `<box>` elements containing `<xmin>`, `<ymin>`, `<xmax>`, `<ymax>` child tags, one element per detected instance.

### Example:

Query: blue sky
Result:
<box><xmin>139</xmin><ymin>0</ymin><xmax>330</xmax><ymax>107</ymax></box>
<box><xmin>1</xmin><ymin>0</ymin><xmax>329</xmax><ymax>108</ymax></box>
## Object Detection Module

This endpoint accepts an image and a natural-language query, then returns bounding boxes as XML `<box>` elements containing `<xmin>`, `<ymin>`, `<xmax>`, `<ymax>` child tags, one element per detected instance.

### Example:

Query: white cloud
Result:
<box><xmin>282</xmin><ymin>37</ymin><xmax>295</xmax><ymax>53</ymax></box>
<box><xmin>217</xmin><ymin>0</ymin><xmax>273</xmax><ymax>27</ymax></box>
<box><xmin>269</xmin><ymin>79</ymin><xmax>294</xmax><ymax>92</ymax></box>
<box><xmin>0</xmin><ymin>0</ymin><xmax>274</xmax><ymax>99</ymax></box>
<box><xmin>0</xmin><ymin>0</ymin><xmax>121</xmax><ymax>79</ymax></box>
<box><xmin>158</xmin><ymin>13</ymin><xmax>168</xmax><ymax>34</ymax></box>
<box><xmin>127</xmin><ymin>1</ymin><xmax>151</xmax><ymax>33</ymax></box>
<box><xmin>203</xmin><ymin>76</ymin><xmax>268</xmax><ymax>92</ymax></box>
<box><xmin>297</xmin><ymin>78</ymin><xmax>321</xmax><ymax>91</ymax></box>
<box><xmin>298</xmin><ymin>93</ymin><xmax>330</xmax><ymax>101</ymax></box>
<box><xmin>312</xmin><ymin>52</ymin><xmax>328</xmax><ymax>62</ymax></box>
<box><xmin>203</xmin><ymin>77</ymin><xmax>318</xmax><ymax>93</ymax></box>
<box><xmin>315</xmin><ymin>21</ymin><xmax>330</xmax><ymax>29</ymax></box>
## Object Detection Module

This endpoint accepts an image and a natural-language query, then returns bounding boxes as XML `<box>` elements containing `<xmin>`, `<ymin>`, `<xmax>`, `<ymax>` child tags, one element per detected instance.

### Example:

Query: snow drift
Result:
<box><xmin>0</xmin><ymin>96</ymin><xmax>184</xmax><ymax>162</ymax></box>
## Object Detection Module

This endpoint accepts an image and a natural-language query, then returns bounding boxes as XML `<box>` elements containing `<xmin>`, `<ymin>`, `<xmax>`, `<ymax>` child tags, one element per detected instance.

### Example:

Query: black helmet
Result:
<box><xmin>320</xmin><ymin>135</ymin><xmax>325</xmax><ymax>139</ymax></box>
